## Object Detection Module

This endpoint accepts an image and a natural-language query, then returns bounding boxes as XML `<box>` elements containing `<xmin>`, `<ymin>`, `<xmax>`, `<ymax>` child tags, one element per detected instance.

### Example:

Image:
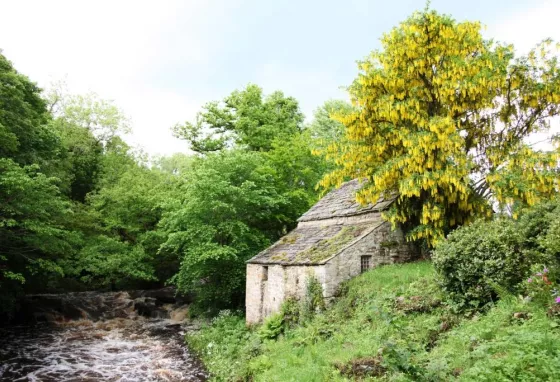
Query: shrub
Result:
<box><xmin>433</xmin><ymin>219</ymin><xmax>547</xmax><ymax>311</ymax></box>
<box><xmin>517</xmin><ymin>198</ymin><xmax>560</xmax><ymax>252</ymax></box>
<box><xmin>185</xmin><ymin>310</ymin><xmax>261</xmax><ymax>381</ymax></box>
<box><xmin>537</xmin><ymin>209</ymin><xmax>560</xmax><ymax>263</ymax></box>
<box><xmin>301</xmin><ymin>275</ymin><xmax>325</xmax><ymax>321</ymax></box>
<box><xmin>258</xmin><ymin>312</ymin><xmax>285</xmax><ymax>340</ymax></box>
<box><xmin>258</xmin><ymin>297</ymin><xmax>304</xmax><ymax>340</ymax></box>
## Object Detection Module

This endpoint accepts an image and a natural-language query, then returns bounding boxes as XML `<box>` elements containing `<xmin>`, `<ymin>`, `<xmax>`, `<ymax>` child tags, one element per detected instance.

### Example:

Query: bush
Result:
<box><xmin>258</xmin><ymin>312</ymin><xmax>285</xmax><ymax>340</ymax></box>
<box><xmin>186</xmin><ymin>310</ymin><xmax>261</xmax><ymax>381</ymax></box>
<box><xmin>537</xmin><ymin>208</ymin><xmax>560</xmax><ymax>263</ymax></box>
<box><xmin>301</xmin><ymin>275</ymin><xmax>326</xmax><ymax>321</ymax></box>
<box><xmin>433</xmin><ymin>218</ymin><xmax>549</xmax><ymax>311</ymax></box>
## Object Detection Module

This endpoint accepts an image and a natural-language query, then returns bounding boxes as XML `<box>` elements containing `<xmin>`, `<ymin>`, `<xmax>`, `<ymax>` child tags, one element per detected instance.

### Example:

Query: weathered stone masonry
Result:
<box><xmin>245</xmin><ymin>180</ymin><xmax>416</xmax><ymax>324</ymax></box>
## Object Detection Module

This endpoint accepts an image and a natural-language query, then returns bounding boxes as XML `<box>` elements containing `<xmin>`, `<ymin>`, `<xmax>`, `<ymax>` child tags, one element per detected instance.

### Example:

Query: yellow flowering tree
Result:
<box><xmin>321</xmin><ymin>10</ymin><xmax>560</xmax><ymax>246</ymax></box>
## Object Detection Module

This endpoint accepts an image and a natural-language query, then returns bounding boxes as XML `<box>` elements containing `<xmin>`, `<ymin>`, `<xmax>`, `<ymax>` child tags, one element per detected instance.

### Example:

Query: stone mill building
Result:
<box><xmin>245</xmin><ymin>180</ymin><xmax>416</xmax><ymax>324</ymax></box>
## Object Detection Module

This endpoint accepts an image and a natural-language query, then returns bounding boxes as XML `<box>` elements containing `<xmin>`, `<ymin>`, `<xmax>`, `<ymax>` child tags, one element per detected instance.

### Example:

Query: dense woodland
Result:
<box><xmin>0</xmin><ymin>52</ymin><xmax>353</xmax><ymax>319</ymax></box>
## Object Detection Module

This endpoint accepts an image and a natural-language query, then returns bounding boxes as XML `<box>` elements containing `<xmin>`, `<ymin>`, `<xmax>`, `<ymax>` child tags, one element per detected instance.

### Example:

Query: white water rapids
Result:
<box><xmin>0</xmin><ymin>291</ymin><xmax>207</xmax><ymax>381</ymax></box>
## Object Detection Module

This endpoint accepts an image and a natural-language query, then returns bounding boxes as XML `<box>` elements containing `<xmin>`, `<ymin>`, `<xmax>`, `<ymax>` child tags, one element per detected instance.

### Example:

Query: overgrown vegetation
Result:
<box><xmin>187</xmin><ymin>193</ymin><xmax>560</xmax><ymax>380</ymax></box>
<box><xmin>187</xmin><ymin>261</ymin><xmax>560</xmax><ymax>381</ymax></box>
<box><xmin>3</xmin><ymin>8</ymin><xmax>560</xmax><ymax>381</ymax></box>
<box><xmin>294</xmin><ymin>226</ymin><xmax>365</xmax><ymax>263</ymax></box>
<box><xmin>433</xmin><ymin>197</ymin><xmax>560</xmax><ymax>312</ymax></box>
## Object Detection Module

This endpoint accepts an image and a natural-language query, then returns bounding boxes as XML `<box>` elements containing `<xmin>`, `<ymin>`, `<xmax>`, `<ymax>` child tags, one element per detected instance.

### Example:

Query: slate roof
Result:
<box><xmin>247</xmin><ymin>180</ymin><xmax>393</xmax><ymax>265</ymax></box>
<box><xmin>298</xmin><ymin>179</ymin><xmax>393</xmax><ymax>223</ymax></box>
<box><xmin>247</xmin><ymin>220</ymin><xmax>384</xmax><ymax>265</ymax></box>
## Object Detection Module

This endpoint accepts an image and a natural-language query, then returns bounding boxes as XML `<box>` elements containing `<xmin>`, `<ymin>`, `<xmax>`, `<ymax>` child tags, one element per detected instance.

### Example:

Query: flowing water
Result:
<box><xmin>0</xmin><ymin>291</ymin><xmax>207</xmax><ymax>382</ymax></box>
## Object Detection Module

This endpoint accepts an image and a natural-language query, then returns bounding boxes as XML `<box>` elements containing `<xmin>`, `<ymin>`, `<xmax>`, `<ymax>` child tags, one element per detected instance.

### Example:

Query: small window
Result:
<box><xmin>262</xmin><ymin>266</ymin><xmax>268</xmax><ymax>281</ymax></box>
<box><xmin>361</xmin><ymin>256</ymin><xmax>372</xmax><ymax>273</ymax></box>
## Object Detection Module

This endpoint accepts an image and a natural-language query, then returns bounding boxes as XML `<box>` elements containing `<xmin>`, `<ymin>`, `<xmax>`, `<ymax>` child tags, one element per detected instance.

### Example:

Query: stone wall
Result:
<box><xmin>323</xmin><ymin>221</ymin><xmax>414</xmax><ymax>299</ymax></box>
<box><xmin>246</xmin><ymin>263</ymin><xmax>325</xmax><ymax>324</ymax></box>
<box><xmin>246</xmin><ymin>264</ymin><xmax>265</xmax><ymax>324</ymax></box>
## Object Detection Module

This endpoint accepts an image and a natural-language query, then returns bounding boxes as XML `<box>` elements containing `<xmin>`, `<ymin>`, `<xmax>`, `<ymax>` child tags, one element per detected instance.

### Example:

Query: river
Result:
<box><xmin>0</xmin><ymin>290</ymin><xmax>208</xmax><ymax>382</ymax></box>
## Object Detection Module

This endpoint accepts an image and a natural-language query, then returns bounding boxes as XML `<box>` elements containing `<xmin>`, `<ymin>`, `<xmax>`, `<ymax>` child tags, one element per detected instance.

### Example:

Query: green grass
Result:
<box><xmin>186</xmin><ymin>261</ymin><xmax>560</xmax><ymax>381</ymax></box>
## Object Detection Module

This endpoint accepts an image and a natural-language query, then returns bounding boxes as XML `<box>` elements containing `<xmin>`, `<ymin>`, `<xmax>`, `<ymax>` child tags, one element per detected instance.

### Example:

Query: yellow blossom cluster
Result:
<box><xmin>320</xmin><ymin>10</ymin><xmax>560</xmax><ymax>246</ymax></box>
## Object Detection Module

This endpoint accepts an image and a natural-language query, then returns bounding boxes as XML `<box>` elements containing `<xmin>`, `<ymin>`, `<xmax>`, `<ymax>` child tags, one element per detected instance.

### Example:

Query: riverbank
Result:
<box><xmin>187</xmin><ymin>261</ymin><xmax>560</xmax><ymax>381</ymax></box>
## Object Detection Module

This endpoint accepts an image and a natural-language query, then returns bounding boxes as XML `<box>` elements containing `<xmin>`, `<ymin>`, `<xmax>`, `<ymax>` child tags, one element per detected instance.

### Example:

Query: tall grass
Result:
<box><xmin>187</xmin><ymin>262</ymin><xmax>560</xmax><ymax>381</ymax></box>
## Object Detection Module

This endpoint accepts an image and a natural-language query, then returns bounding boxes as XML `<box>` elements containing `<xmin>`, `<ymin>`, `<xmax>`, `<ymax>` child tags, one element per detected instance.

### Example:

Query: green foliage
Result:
<box><xmin>163</xmin><ymin>85</ymin><xmax>329</xmax><ymax>312</ymax></box>
<box><xmin>434</xmin><ymin>199</ymin><xmax>560</xmax><ymax>312</ymax></box>
<box><xmin>533</xmin><ymin>201</ymin><xmax>560</xmax><ymax>264</ymax></box>
<box><xmin>426</xmin><ymin>296</ymin><xmax>560</xmax><ymax>381</ymax></box>
<box><xmin>160</xmin><ymin>151</ymin><xmax>285</xmax><ymax>311</ymax></box>
<box><xmin>433</xmin><ymin>219</ymin><xmax>540</xmax><ymax>311</ymax></box>
<box><xmin>0</xmin><ymin>52</ymin><xmax>57</xmax><ymax>166</ymax></box>
<box><xmin>173</xmin><ymin>84</ymin><xmax>303</xmax><ymax>153</ymax></box>
<box><xmin>0</xmin><ymin>158</ymin><xmax>78</xmax><ymax>317</ymax></box>
<box><xmin>306</xmin><ymin>99</ymin><xmax>352</xmax><ymax>151</ymax></box>
<box><xmin>258</xmin><ymin>312</ymin><xmax>285</xmax><ymax>340</ymax></box>
<box><xmin>191</xmin><ymin>262</ymin><xmax>560</xmax><ymax>382</ymax></box>
<box><xmin>186</xmin><ymin>311</ymin><xmax>261</xmax><ymax>381</ymax></box>
<box><xmin>50</xmin><ymin>118</ymin><xmax>103</xmax><ymax>201</ymax></box>
<box><xmin>301</xmin><ymin>275</ymin><xmax>326</xmax><ymax>321</ymax></box>
<box><xmin>1</xmin><ymin>50</ymin><xmax>330</xmax><ymax>318</ymax></box>
<box><xmin>0</xmin><ymin>53</ymin><xmax>179</xmax><ymax>314</ymax></box>
<box><xmin>257</xmin><ymin>298</ymin><xmax>304</xmax><ymax>341</ymax></box>
<box><xmin>48</xmin><ymin>87</ymin><xmax>130</xmax><ymax>146</ymax></box>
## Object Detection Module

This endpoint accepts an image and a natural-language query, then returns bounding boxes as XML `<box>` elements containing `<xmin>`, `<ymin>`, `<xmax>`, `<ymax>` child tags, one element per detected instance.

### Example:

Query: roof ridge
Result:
<box><xmin>298</xmin><ymin>180</ymin><xmax>393</xmax><ymax>223</ymax></box>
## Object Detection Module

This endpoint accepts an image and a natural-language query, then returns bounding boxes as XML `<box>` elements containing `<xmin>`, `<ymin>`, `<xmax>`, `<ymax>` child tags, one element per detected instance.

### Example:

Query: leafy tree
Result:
<box><xmin>164</xmin><ymin>85</ymin><xmax>328</xmax><ymax>311</ymax></box>
<box><xmin>262</xmin><ymin>132</ymin><xmax>328</xmax><ymax>226</ymax></box>
<box><xmin>173</xmin><ymin>84</ymin><xmax>304</xmax><ymax>153</ymax></box>
<box><xmin>46</xmin><ymin>86</ymin><xmax>131</xmax><ymax>201</ymax></box>
<box><xmin>154</xmin><ymin>152</ymin><xmax>196</xmax><ymax>175</ymax></box>
<box><xmin>307</xmin><ymin>99</ymin><xmax>352</xmax><ymax>146</ymax></box>
<box><xmin>59</xmin><ymin>138</ymin><xmax>168</xmax><ymax>289</ymax></box>
<box><xmin>0</xmin><ymin>158</ymin><xmax>78</xmax><ymax>316</ymax></box>
<box><xmin>48</xmin><ymin>89</ymin><xmax>130</xmax><ymax>146</ymax></box>
<box><xmin>321</xmin><ymin>10</ymin><xmax>560</xmax><ymax>245</ymax></box>
<box><xmin>0</xmin><ymin>53</ymin><xmax>78</xmax><ymax>317</ymax></box>
<box><xmin>51</xmin><ymin>120</ymin><xmax>103</xmax><ymax>202</ymax></box>
<box><xmin>0</xmin><ymin>52</ymin><xmax>58</xmax><ymax>166</ymax></box>
<box><xmin>160</xmin><ymin>151</ymin><xmax>285</xmax><ymax>311</ymax></box>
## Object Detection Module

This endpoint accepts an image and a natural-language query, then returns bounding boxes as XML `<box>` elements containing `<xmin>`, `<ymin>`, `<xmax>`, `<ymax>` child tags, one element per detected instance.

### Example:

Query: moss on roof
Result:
<box><xmin>293</xmin><ymin>226</ymin><xmax>364</xmax><ymax>263</ymax></box>
<box><xmin>248</xmin><ymin>221</ymin><xmax>383</xmax><ymax>265</ymax></box>
<box><xmin>247</xmin><ymin>180</ymin><xmax>391</xmax><ymax>266</ymax></box>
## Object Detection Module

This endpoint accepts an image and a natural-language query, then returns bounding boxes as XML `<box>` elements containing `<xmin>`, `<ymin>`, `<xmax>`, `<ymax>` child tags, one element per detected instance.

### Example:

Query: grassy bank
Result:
<box><xmin>186</xmin><ymin>262</ymin><xmax>560</xmax><ymax>381</ymax></box>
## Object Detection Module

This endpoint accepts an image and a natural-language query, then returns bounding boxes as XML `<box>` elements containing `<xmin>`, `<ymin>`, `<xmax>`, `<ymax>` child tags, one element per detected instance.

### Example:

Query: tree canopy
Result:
<box><xmin>173</xmin><ymin>84</ymin><xmax>304</xmax><ymax>153</ymax></box>
<box><xmin>162</xmin><ymin>84</ymin><xmax>328</xmax><ymax>311</ymax></box>
<box><xmin>321</xmin><ymin>10</ymin><xmax>560</xmax><ymax>245</ymax></box>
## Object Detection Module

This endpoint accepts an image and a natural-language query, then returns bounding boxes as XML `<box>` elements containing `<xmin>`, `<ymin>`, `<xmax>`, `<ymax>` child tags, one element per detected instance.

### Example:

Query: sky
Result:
<box><xmin>1</xmin><ymin>0</ymin><xmax>559</xmax><ymax>156</ymax></box>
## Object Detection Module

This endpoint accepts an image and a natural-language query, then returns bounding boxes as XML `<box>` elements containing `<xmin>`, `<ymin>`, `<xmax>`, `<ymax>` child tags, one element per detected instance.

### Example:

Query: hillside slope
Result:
<box><xmin>187</xmin><ymin>262</ymin><xmax>560</xmax><ymax>381</ymax></box>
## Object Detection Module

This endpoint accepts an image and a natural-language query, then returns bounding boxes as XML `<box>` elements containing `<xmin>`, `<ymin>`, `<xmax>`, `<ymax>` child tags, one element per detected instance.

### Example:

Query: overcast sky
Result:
<box><xmin>1</xmin><ymin>0</ymin><xmax>559</xmax><ymax>156</ymax></box>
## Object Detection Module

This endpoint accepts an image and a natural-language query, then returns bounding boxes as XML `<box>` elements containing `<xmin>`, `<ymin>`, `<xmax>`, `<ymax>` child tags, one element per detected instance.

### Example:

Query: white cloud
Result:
<box><xmin>487</xmin><ymin>0</ymin><xmax>560</xmax><ymax>151</ymax></box>
<box><xmin>0</xmin><ymin>0</ymin><xmax>209</xmax><ymax>156</ymax></box>
<box><xmin>488</xmin><ymin>0</ymin><xmax>560</xmax><ymax>54</ymax></box>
